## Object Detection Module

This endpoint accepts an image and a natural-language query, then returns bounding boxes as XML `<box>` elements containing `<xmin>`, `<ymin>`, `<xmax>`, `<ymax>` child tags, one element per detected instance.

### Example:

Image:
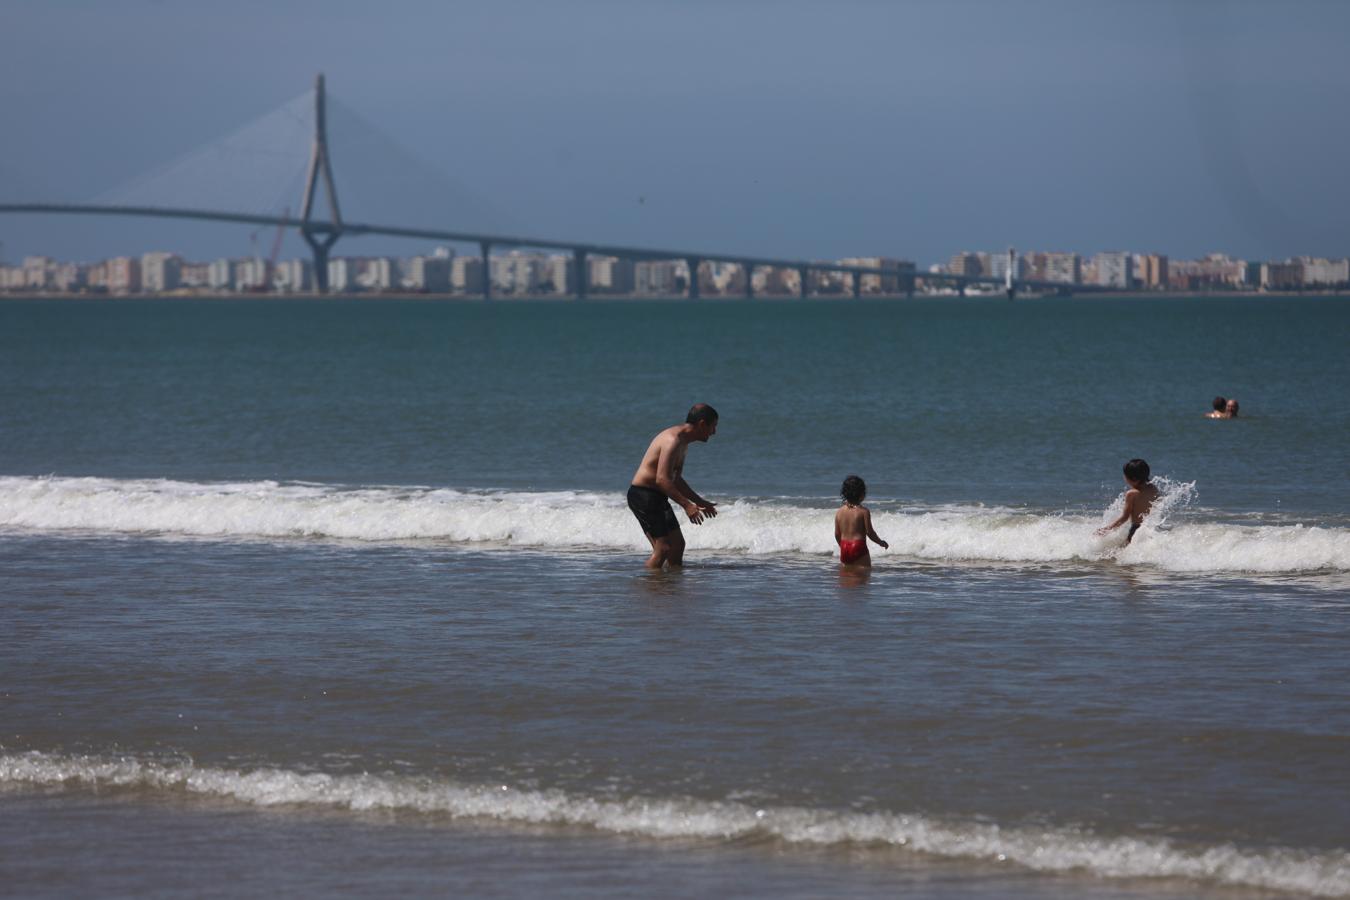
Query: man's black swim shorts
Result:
<box><xmin>627</xmin><ymin>484</ymin><xmax>680</xmax><ymax>538</ymax></box>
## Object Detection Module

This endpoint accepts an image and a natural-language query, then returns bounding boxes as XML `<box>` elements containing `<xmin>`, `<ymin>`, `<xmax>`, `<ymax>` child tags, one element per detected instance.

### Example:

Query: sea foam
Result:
<box><xmin>1</xmin><ymin>475</ymin><xmax>1348</xmax><ymax>574</ymax></box>
<box><xmin>2</xmin><ymin>751</ymin><xmax>1347</xmax><ymax>896</ymax></box>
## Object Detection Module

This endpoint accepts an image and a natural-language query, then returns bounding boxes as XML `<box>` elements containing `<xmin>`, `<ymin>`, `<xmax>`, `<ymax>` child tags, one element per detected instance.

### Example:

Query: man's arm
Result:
<box><xmin>655</xmin><ymin>441</ymin><xmax>704</xmax><ymax>523</ymax></box>
<box><xmin>675</xmin><ymin>476</ymin><xmax>717</xmax><ymax>516</ymax></box>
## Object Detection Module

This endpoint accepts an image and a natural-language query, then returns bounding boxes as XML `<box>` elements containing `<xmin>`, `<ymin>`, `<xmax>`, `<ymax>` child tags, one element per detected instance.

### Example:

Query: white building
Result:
<box><xmin>947</xmin><ymin>251</ymin><xmax>988</xmax><ymax>278</ymax></box>
<box><xmin>635</xmin><ymin>260</ymin><xmax>680</xmax><ymax>295</ymax></box>
<box><xmin>1092</xmin><ymin>251</ymin><xmax>1133</xmax><ymax>289</ymax></box>
<box><xmin>235</xmin><ymin>258</ymin><xmax>270</xmax><ymax>291</ymax></box>
<box><xmin>22</xmin><ymin>256</ymin><xmax>54</xmax><ymax>290</ymax></box>
<box><xmin>180</xmin><ymin>262</ymin><xmax>211</xmax><ymax>289</ymax></box>
<box><xmin>492</xmin><ymin>251</ymin><xmax>544</xmax><ymax>295</ymax></box>
<box><xmin>357</xmin><ymin>257</ymin><xmax>396</xmax><ymax>292</ymax></box>
<box><xmin>405</xmin><ymin>255</ymin><xmax>451</xmax><ymax>292</ymax></box>
<box><xmin>83</xmin><ymin>261</ymin><xmax>108</xmax><ymax>292</ymax></box>
<box><xmin>1260</xmin><ymin>261</ymin><xmax>1303</xmax><ymax>291</ymax></box>
<box><xmin>52</xmin><ymin>261</ymin><xmax>85</xmax><ymax>292</ymax></box>
<box><xmin>328</xmin><ymin>258</ymin><xmax>357</xmax><ymax>292</ymax></box>
<box><xmin>451</xmin><ymin>256</ymin><xmax>484</xmax><ymax>294</ymax></box>
<box><xmin>0</xmin><ymin>265</ymin><xmax>23</xmax><ymax>291</ymax></box>
<box><xmin>1171</xmin><ymin>253</ymin><xmax>1247</xmax><ymax>290</ymax></box>
<box><xmin>1298</xmin><ymin>257</ymin><xmax>1349</xmax><ymax>287</ymax></box>
<box><xmin>141</xmin><ymin>252</ymin><xmax>182</xmax><ymax>293</ymax></box>
<box><xmin>837</xmin><ymin>255</ymin><xmax>912</xmax><ymax>294</ymax></box>
<box><xmin>986</xmin><ymin>249</ymin><xmax>1021</xmax><ymax>282</ymax></box>
<box><xmin>536</xmin><ymin>255</ymin><xmax>570</xmax><ymax>294</ymax></box>
<box><xmin>588</xmin><ymin>256</ymin><xmax>634</xmax><ymax>293</ymax></box>
<box><xmin>106</xmin><ymin>257</ymin><xmax>140</xmax><ymax>294</ymax></box>
<box><xmin>274</xmin><ymin>259</ymin><xmax>311</xmax><ymax>292</ymax></box>
<box><xmin>208</xmin><ymin>259</ymin><xmax>235</xmax><ymax>291</ymax></box>
<box><xmin>1041</xmin><ymin>252</ymin><xmax>1081</xmax><ymax>284</ymax></box>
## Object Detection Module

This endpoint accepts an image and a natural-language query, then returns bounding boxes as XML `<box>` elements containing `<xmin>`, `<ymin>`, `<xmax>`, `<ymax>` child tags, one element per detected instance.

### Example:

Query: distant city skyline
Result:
<box><xmin>4</xmin><ymin>1</ymin><xmax>1350</xmax><ymax>265</ymax></box>
<box><xmin>5</xmin><ymin>243</ymin><xmax>1346</xmax><ymax>297</ymax></box>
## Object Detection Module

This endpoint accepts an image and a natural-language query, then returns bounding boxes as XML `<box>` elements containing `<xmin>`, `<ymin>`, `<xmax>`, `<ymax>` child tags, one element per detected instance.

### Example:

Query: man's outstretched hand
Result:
<box><xmin>699</xmin><ymin>502</ymin><xmax>718</xmax><ymax>519</ymax></box>
<box><xmin>684</xmin><ymin>503</ymin><xmax>705</xmax><ymax>525</ymax></box>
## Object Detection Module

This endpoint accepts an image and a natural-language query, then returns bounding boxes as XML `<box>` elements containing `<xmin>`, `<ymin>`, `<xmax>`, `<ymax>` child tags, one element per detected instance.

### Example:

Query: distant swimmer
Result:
<box><xmin>627</xmin><ymin>403</ymin><xmax>719</xmax><ymax>569</ymax></box>
<box><xmin>1207</xmin><ymin>396</ymin><xmax>1228</xmax><ymax>418</ymax></box>
<box><xmin>1225</xmin><ymin>398</ymin><xmax>1240</xmax><ymax>418</ymax></box>
<box><xmin>1096</xmin><ymin>458</ymin><xmax>1160</xmax><ymax>545</ymax></box>
<box><xmin>834</xmin><ymin>475</ymin><xmax>888</xmax><ymax>567</ymax></box>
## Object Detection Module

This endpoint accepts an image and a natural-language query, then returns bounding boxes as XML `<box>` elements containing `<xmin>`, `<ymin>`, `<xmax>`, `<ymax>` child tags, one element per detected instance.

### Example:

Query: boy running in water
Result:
<box><xmin>835</xmin><ymin>475</ymin><xmax>888</xmax><ymax>566</ymax></box>
<box><xmin>1096</xmin><ymin>458</ymin><xmax>1160</xmax><ymax>544</ymax></box>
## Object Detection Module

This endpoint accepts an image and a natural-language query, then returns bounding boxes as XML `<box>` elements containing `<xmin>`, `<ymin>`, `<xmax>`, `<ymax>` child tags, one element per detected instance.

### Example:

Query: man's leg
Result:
<box><xmin>666</xmin><ymin>528</ymin><xmax>686</xmax><ymax>567</ymax></box>
<box><xmin>645</xmin><ymin>534</ymin><xmax>672</xmax><ymax>569</ymax></box>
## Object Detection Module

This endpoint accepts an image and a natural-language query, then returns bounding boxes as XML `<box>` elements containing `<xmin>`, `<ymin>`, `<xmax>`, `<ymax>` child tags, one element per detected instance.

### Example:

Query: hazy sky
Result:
<box><xmin>3</xmin><ymin>0</ymin><xmax>1349</xmax><ymax>264</ymax></box>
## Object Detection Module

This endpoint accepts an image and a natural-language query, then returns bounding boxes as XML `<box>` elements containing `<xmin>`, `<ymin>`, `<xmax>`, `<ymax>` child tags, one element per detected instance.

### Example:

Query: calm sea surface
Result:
<box><xmin>2</xmin><ymin>296</ymin><xmax>1348</xmax><ymax>898</ymax></box>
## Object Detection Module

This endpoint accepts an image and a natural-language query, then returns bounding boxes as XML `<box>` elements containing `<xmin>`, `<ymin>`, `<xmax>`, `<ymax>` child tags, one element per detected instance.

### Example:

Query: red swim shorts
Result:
<box><xmin>839</xmin><ymin>539</ymin><xmax>868</xmax><ymax>564</ymax></box>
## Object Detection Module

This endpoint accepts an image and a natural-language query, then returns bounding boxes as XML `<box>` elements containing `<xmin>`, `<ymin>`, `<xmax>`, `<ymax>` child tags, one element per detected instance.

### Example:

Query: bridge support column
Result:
<box><xmin>798</xmin><ymin>266</ymin><xmax>809</xmax><ymax>299</ymax></box>
<box><xmin>480</xmin><ymin>241</ymin><xmax>492</xmax><ymax>300</ymax></box>
<box><xmin>573</xmin><ymin>248</ymin><xmax>587</xmax><ymax>300</ymax></box>
<box><xmin>958</xmin><ymin>282</ymin><xmax>967</xmax><ymax>297</ymax></box>
<box><xmin>744</xmin><ymin>263</ymin><xmax>754</xmax><ymax>299</ymax></box>
<box><xmin>851</xmin><ymin>271</ymin><xmax>861</xmax><ymax>299</ymax></box>
<box><xmin>299</xmin><ymin>74</ymin><xmax>343</xmax><ymax>295</ymax></box>
<box><xmin>687</xmin><ymin>257</ymin><xmax>701</xmax><ymax>299</ymax></box>
<box><xmin>301</xmin><ymin>228</ymin><xmax>340</xmax><ymax>294</ymax></box>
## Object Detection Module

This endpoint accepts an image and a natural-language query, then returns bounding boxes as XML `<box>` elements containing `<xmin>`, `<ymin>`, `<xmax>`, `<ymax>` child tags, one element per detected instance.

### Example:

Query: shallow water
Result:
<box><xmin>2</xmin><ymin>296</ymin><xmax>1348</xmax><ymax>897</ymax></box>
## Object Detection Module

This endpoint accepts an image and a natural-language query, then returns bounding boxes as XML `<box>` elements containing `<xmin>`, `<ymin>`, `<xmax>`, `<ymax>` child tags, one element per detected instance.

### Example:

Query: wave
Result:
<box><xmin>1</xmin><ymin>475</ymin><xmax>1348</xmax><ymax>574</ymax></box>
<box><xmin>2</xmin><ymin>751</ymin><xmax>1346</xmax><ymax>896</ymax></box>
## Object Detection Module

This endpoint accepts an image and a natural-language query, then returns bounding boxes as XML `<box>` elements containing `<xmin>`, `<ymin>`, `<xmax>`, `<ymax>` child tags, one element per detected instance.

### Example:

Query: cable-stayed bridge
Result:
<box><xmin>0</xmin><ymin>75</ymin><xmax>1094</xmax><ymax>298</ymax></box>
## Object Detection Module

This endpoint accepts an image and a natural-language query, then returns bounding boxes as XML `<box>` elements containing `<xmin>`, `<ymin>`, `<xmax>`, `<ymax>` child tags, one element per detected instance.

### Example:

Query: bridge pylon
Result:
<box><xmin>1005</xmin><ymin>246</ymin><xmax>1016</xmax><ymax>300</ymax></box>
<box><xmin>299</xmin><ymin>74</ymin><xmax>343</xmax><ymax>293</ymax></box>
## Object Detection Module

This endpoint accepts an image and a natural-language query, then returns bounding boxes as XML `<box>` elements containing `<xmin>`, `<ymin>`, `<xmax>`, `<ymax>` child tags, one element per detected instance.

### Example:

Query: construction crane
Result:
<box><xmin>246</xmin><ymin>207</ymin><xmax>289</xmax><ymax>292</ymax></box>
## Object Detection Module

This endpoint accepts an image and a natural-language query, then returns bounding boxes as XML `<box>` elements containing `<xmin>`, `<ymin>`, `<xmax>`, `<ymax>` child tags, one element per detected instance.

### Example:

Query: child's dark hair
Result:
<box><xmin>1123</xmin><ymin>458</ymin><xmax>1150</xmax><ymax>483</ymax></box>
<box><xmin>840</xmin><ymin>475</ymin><xmax>866</xmax><ymax>504</ymax></box>
<box><xmin>1212</xmin><ymin>396</ymin><xmax>1227</xmax><ymax>412</ymax></box>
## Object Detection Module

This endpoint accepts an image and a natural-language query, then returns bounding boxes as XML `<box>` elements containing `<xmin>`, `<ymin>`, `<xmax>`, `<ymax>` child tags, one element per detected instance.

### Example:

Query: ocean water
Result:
<box><xmin>1</xmin><ymin>296</ymin><xmax>1348</xmax><ymax>898</ymax></box>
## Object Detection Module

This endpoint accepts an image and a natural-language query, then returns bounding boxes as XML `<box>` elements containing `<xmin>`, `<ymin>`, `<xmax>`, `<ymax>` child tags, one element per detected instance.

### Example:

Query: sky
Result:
<box><xmin>2</xmin><ymin>0</ymin><xmax>1349</xmax><ymax>266</ymax></box>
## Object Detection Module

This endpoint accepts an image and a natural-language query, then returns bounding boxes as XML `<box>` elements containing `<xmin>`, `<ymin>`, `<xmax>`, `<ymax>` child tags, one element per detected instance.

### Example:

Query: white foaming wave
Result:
<box><xmin>1</xmin><ymin>475</ymin><xmax>1348</xmax><ymax>574</ymax></box>
<box><xmin>3</xmin><ymin>751</ymin><xmax>1347</xmax><ymax>897</ymax></box>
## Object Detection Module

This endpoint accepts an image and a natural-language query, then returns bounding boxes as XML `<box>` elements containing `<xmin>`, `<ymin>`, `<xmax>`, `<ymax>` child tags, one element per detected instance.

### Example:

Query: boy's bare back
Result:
<box><xmin>1125</xmin><ymin>483</ymin><xmax>1160</xmax><ymax>525</ymax></box>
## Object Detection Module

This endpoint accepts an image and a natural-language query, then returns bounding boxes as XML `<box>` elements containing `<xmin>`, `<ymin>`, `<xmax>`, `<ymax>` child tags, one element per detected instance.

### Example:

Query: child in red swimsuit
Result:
<box><xmin>834</xmin><ymin>475</ymin><xmax>888</xmax><ymax>566</ymax></box>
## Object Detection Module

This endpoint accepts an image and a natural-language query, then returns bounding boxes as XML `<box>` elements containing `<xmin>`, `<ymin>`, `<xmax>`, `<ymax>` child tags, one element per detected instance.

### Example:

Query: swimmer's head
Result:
<box><xmin>841</xmin><ymin>475</ymin><xmax>866</xmax><ymax>505</ymax></box>
<box><xmin>1212</xmin><ymin>396</ymin><xmax>1227</xmax><ymax>412</ymax></box>
<box><xmin>686</xmin><ymin>403</ymin><xmax>719</xmax><ymax>440</ymax></box>
<box><xmin>1123</xmin><ymin>458</ymin><xmax>1151</xmax><ymax>486</ymax></box>
<box><xmin>1225</xmin><ymin>398</ymin><xmax>1239</xmax><ymax>417</ymax></box>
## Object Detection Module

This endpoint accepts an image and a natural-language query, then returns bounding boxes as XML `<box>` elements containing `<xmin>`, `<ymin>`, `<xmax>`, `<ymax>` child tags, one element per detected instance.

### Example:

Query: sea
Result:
<box><xmin>1</xmin><ymin>295</ymin><xmax>1348</xmax><ymax>898</ymax></box>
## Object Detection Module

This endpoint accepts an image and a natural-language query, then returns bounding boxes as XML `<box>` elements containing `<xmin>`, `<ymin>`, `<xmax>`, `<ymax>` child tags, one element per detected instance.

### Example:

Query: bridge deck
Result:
<box><xmin>0</xmin><ymin>202</ymin><xmax>1099</xmax><ymax>293</ymax></box>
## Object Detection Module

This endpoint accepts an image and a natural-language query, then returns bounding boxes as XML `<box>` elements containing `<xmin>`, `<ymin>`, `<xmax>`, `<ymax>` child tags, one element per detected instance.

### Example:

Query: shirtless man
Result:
<box><xmin>627</xmin><ymin>403</ymin><xmax>719</xmax><ymax>569</ymax></box>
